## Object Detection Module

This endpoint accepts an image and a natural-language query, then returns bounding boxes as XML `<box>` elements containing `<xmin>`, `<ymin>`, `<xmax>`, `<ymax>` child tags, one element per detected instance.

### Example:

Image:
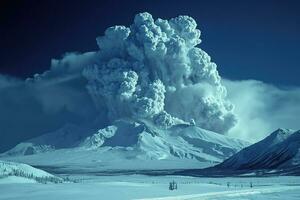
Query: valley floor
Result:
<box><xmin>1</xmin><ymin>175</ymin><xmax>300</xmax><ymax>200</ymax></box>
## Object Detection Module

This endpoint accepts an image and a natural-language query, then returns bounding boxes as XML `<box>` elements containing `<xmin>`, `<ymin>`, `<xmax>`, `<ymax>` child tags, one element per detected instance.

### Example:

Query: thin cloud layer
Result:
<box><xmin>0</xmin><ymin>53</ymin><xmax>98</xmax><ymax>152</ymax></box>
<box><xmin>224</xmin><ymin>79</ymin><xmax>300</xmax><ymax>142</ymax></box>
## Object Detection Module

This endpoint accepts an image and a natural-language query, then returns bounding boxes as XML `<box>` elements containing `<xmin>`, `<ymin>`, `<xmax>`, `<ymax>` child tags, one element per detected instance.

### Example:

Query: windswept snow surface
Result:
<box><xmin>1</xmin><ymin>120</ymin><xmax>249</xmax><ymax>171</ymax></box>
<box><xmin>0</xmin><ymin>175</ymin><xmax>299</xmax><ymax>200</ymax></box>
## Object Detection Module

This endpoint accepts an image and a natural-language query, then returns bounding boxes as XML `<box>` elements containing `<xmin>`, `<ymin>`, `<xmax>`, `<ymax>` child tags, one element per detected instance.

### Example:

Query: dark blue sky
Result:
<box><xmin>0</xmin><ymin>0</ymin><xmax>300</xmax><ymax>86</ymax></box>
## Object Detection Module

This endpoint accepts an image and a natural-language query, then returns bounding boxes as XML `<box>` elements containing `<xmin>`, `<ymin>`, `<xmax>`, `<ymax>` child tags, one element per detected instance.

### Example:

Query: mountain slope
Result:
<box><xmin>1</xmin><ymin>120</ymin><xmax>249</xmax><ymax>170</ymax></box>
<box><xmin>3</xmin><ymin>123</ymin><xmax>98</xmax><ymax>156</ymax></box>
<box><xmin>0</xmin><ymin>160</ymin><xmax>61</xmax><ymax>183</ymax></box>
<box><xmin>215</xmin><ymin>128</ymin><xmax>300</xmax><ymax>170</ymax></box>
<box><xmin>178</xmin><ymin>128</ymin><xmax>300</xmax><ymax>176</ymax></box>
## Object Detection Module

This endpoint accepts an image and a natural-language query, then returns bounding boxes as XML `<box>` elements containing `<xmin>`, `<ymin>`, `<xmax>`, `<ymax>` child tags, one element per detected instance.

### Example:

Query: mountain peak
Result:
<box><xmin>274</xmin><ymin>128</ymin><xmax>293</xmax><ymax>134</ymax></box>
<box><xmin>212</xmin><ymin>128</ymin><xmax>300</xmax><ymax>173</ymax></box>
<box><xmin>267</xmin><ymin>128</ymin><xmax>294</xmax><ymax>145</ymax></box>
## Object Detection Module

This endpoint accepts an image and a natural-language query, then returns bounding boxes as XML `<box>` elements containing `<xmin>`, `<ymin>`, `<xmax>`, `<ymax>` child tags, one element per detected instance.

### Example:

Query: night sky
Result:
<box><xmin>1</xmin><ymin>0</ymin><xmax>300</xmax><ymax>86</ymax></box>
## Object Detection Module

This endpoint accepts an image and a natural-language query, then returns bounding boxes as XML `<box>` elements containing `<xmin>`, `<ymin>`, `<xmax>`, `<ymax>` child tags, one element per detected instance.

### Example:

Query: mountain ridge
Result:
<box><xmin>178</xmin><ymin>128</ymin><xmax>300</xmax><ymax>176</ymax></box>
<box><xmin>1</xmin><ymin>119</ymin><xmax>250</xmax><ymax>170</ymax></box>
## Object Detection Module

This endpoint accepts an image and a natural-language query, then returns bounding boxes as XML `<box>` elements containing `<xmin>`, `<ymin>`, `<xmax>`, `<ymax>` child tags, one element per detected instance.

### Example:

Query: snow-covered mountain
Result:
<box><xmin>81</xmin><ymin>120</ymin><xmax>248</xmax><ymax>162</ymax></box>
<box><xmin>0</xmin><ymin>160</ymin><xmax>61</xmax><ymax>183</ymax></box>
<box><xmin>214</xmin><ymin>128</ymin><xmax>300</xmax><ymax>171</ymax></box>
<box><xmin>1</xmin><ymin>119</ymin><xmax>249</xmax><ymax>170</ymax></box>
<box><xmin>3</xmin><ymin>123</ymin><xmax>97</xmax><ymax>156</ymax></box>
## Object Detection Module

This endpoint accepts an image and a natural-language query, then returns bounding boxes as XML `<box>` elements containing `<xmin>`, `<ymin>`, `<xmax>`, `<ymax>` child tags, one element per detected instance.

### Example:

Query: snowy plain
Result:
<box><xmin>1</xmin><ymin>174</ymin><xmax>300</xmax><ymax>200</ymax></box>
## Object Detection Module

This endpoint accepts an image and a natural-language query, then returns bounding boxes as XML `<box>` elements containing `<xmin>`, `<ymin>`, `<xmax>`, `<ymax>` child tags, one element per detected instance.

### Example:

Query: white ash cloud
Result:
<box><xmin>83</xmin><ymin>12</ymin><xmax>237</xmax><ymax>133</ymax></box>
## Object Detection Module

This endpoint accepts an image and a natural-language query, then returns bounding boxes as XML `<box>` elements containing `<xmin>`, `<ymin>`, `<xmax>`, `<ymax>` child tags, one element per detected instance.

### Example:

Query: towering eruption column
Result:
<box><xmin>83</xmin><ymin>12</ymin><xmax>237</xmax><ymax>134</ymax></box>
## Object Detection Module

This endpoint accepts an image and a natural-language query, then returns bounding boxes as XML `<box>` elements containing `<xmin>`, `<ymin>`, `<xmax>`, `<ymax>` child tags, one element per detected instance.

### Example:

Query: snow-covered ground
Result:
<box><xmin>0</xmin><ymin>160</ymin><xmax>53</xmax><ymax>177</ymax></box>
<box><xmin>1</xmin><ymin>174</ymin><xmax>300</xmax><ymax>200</ymax></box>
<box><xmin>0</xmin><ymin>160</ymin><xmax>62</xmax><ymax>184</ymax></box>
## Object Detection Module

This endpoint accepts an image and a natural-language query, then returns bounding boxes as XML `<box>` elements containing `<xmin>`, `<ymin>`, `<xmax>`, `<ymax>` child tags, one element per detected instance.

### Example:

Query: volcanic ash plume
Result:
<box><xmin>83</xmin><ymin>12</ymin><xmax>237</xmax><ymax>133</ymax></box>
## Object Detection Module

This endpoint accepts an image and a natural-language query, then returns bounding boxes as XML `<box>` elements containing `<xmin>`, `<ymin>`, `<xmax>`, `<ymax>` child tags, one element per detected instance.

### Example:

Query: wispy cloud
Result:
<box><xmin>224</xmin><ymin>79</ymin><xmax>300</xmax><ymax>142</ymax></box>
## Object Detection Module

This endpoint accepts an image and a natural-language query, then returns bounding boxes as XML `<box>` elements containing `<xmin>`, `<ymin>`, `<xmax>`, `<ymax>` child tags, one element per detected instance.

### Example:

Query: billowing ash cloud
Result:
<box><xmin>83</xmin><ymin>12</ymin><xmax>237</xmax><ymax>133</ymax></box>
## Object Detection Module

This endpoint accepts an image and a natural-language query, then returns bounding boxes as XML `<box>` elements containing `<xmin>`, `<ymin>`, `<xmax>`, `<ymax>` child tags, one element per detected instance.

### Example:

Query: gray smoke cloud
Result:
<box><xmin>83</xmin><ymin>12</ymin><xmax>237</xmax><ymax>133</ymax></box>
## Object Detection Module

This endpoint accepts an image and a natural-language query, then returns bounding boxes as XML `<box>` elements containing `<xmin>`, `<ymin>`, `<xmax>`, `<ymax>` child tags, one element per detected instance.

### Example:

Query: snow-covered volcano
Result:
<box><xmin>1</xmin><ymin>120</ymin><xmax>249</xmax><ymax>171</ymax></box>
